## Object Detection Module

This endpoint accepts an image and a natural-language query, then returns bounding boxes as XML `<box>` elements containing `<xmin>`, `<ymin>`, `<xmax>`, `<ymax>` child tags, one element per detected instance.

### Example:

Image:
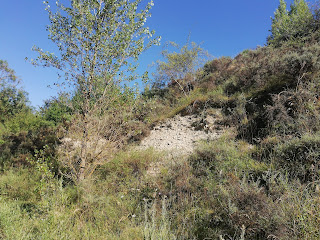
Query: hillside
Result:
<box><xmin>1</xmin><ymin>0</ymin><xmax>320</xmax><ymax>239</ymax></box>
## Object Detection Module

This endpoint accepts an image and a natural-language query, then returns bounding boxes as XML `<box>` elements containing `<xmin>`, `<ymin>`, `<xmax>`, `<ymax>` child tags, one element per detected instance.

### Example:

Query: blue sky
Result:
<box><xmin>0</xmin><ymin>0</ymin><xmax>312</xmax><ymax>108</ymax></box>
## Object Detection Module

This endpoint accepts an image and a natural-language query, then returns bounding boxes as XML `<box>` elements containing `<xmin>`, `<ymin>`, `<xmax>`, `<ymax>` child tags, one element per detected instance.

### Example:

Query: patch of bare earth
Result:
<box><xmin>138</xmin><ymin>109</ymin><xmax>227</xmax><ymax>176</ymax></box>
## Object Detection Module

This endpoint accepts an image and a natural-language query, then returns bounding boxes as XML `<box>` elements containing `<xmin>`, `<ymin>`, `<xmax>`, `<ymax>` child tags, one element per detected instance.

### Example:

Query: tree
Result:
<box><xmin>41</xmin><ymin>93</ymin><xmax>73</xmax><ymax>125</ymax></box>
<box><xmin>268</xmin><ymin>0</ymin><xmax>289</xmax><ymax>45</ymax></box>
<box><xmin>153</xmin><ymin>39</ymin><xmax>210</xmax><ymax>96</ymax></box>
<box><xmin>268</xmin><ymin>0</ymin><xmax>313</xmax><ymax>46</ymax></box>
<box><xmin>0</xmin><ymin>60</ymin><xmax>18</xmax><ymax>85</ymax></box>
<box><xmin>0</xmin><ymin>60</ymin><xmax>29</xmax><ymax>123</ymax></box>
<box><xmin>32</xmin><ymin>0</ymin><xmax>159</xmax><ymax>182</ymax></box>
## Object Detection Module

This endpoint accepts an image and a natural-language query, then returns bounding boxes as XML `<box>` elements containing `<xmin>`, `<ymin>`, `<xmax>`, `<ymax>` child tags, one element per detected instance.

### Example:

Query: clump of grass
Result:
<box><xmin>0</xmin><ymin>148</ymin><xmax>167</xmax><ymax>239</ymax></box>
<box><xmin>189</xmin><ymin>134</ymin><xmax>268</xmax><ymax>179</ymax></box>
<box><xmin>0</xmin><ymin>169</ymin><xmax>40</xmax><ymax>202</ymax></box>
<box><xmin>143</xmin><ymin>197</ymin><xmax>177</xmax><ymax>240</ymax></box>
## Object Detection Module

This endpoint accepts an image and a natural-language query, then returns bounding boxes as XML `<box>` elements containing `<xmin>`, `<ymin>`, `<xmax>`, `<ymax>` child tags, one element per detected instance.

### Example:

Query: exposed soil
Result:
<box><xmin>139</xmin><ymin>110</ymin><xmax>225</xmax><ymax>155</ymax></box>
<box><xmin>138</xmin><ymin>110</ymin><xmax>226</xmax><ymax>176</ymax></box>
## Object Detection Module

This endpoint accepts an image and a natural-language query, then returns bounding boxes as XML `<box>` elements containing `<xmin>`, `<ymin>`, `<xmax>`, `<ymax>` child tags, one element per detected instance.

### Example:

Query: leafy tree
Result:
<box><xmin>0</xmin><ymin>60</ymin><xmax>55</xmax><ymax>167</ymax></box>
<box><xmin>41</xmin><ymin>93</ymin><xmax>73</xmax><ymax>126</ymax></box>
<box><xmin>153</xmin><ymin>39</ymin><xmax>210</xmax><ymax>96</ymax></box>
<box><xmin>32</xmin><ymin>0</ymin><xmax>159</xmax><ymax>182</ymax></box>
<box><xmin>268</xmin><ymin>0</ymin><xmax>313</xmax><ymax>46</ymax></box>
<box><xmin>0</xmin><ymin>60</ymin><xmax>18</xmax><ymax>85</ymax></box>
<box><xmin>0</xmin><ymin>60</ymin><xmax>29</xmax><ymax>124</ymax></box>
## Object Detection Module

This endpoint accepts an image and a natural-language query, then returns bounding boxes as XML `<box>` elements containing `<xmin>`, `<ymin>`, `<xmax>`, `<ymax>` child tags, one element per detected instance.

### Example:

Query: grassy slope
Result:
<box><xmin>2</xmin><ymin>26</ymin><xmax>320</xmax><ymax>240</ymax></box>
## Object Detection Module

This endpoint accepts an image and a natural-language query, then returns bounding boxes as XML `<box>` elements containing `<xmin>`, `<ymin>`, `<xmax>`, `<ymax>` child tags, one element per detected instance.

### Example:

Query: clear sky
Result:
<box><xmin>0</xmin><ymin>0</ymin><xmax>313</xmax><ymax>108</ymax></box>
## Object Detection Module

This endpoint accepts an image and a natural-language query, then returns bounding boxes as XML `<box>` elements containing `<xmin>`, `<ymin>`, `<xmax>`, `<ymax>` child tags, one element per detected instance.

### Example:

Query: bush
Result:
<box><xmin>210</xmin><ymin>43</ymin><xmax>320</xmax><ymax>141</ymax></box>
<box><xmin>41</xmin><ymin>95</ymin><xmax>73</xmax><ymax>126</ymax></box>
<box><xmin>268</xmin><ymin>133</ymin><xmax>320</xmax><ymax>182</ymax></box>
<box><xmin>0</xmin><ymin>125</ymin><xmax>59</xmax><ymax>170</ymax></box>
<box><xmin>202</xmin><ymin>176</ymin><xmax>289</xmax><ymax>240</ymax></box>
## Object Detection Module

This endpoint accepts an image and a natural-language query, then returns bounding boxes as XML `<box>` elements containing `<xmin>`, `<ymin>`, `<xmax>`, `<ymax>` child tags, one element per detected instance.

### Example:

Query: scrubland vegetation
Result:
<box><xmin>1</xmin><ymin>0</ymin><xmax>320</xmax><ymax>239</ymax></box>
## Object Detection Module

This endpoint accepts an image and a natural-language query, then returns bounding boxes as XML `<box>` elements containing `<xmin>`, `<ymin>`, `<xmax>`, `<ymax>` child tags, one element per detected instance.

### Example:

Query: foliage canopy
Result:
<box><xmin>268</xmin><ymin>0</ymin><xmax>314</xmax><ymax>46</ymax></box>
<box><xmin>0</xmin><ymin>60</ymin><xmax>29</xmax><ymax>125</ymax></box>
<box><xmin>153</xmin><ymin>40</ymin><xmax>210</xmax><ymax>96</ymax></box>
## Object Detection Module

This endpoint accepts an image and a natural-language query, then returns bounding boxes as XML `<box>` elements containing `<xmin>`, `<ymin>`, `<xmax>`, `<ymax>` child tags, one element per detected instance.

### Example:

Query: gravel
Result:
<box><xmin>139</xmin><ymin>114</ymin><xmax>224</xmax><ymax>155</ymax></box>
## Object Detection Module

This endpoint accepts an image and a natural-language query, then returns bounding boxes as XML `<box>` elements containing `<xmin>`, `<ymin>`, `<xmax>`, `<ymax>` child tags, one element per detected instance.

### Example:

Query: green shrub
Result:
<box><xmin>40</xmin><ymin>95</ymin><xmax>73</xmax><ymax>126</ymax></box>
<box><xmin>270</xmin><ymin>133</ymin><xmax>320</xmax><ymax>182</ymax></box>
<box><xmin>0</xmin><ymin>126</ymin><xmax>59</xmax><ymax>170</ymax></box>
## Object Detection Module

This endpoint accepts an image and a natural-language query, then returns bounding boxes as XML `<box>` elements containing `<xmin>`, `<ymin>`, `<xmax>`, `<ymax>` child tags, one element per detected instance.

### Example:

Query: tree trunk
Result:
<box><xmin>79</xmin><ymin>115</ymin><xmax>89</xmax><ymax>182</ymax></box>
